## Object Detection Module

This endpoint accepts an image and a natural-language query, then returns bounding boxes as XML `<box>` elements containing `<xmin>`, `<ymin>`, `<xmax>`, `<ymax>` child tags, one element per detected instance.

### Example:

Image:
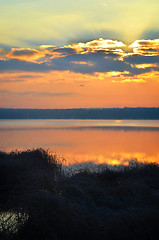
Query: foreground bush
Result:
<box><xmin>0</xmin><ymin>149</ymin><xmax>159</xmax><ymax>240</ymax></box>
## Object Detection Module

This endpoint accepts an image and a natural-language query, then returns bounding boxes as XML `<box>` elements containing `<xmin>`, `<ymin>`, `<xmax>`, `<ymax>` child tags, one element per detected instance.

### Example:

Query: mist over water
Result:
<box><xmin>0</xmin><ymin>119</ymin><xmax>159</xmax><ymax>166</ymax></box>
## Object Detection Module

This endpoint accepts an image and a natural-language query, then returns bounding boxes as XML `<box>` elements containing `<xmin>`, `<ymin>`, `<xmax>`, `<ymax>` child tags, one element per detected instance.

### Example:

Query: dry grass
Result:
<box><xmin>0</xmin><ymin>149</ymin><xmax>159</xmax><ymax>240</ymax></box>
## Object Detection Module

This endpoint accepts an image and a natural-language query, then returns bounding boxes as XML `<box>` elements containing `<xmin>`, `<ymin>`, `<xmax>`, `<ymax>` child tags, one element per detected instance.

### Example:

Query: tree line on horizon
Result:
<box><xmin>0</xmin><ymin>107</ymin><xmax>159</xmax><ymax>119</ymax></box>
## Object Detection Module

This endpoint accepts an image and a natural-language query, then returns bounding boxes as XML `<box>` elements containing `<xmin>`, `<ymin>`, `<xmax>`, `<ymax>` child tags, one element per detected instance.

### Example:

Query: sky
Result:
<box><xmin>0</xmin><ymin>0</ymin><xmax>159</xmax><ymax>108</ymax></box>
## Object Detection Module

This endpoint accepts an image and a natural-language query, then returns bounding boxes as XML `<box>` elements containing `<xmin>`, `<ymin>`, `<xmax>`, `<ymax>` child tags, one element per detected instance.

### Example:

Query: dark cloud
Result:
<box><xmin>51</xmin><ymin>47</ymin><xmax>77</xmax><ymax>55</ymax></box>
<box><xmin>18</xmin><ymin>75</ymin><xmax>41</xmax><ymax>79</ymax></box>
<box><xmin>0</xmin><ymin>90</ymin><xmax>8</xmax><ymax>94</ymax></box>
<box><xmin>0</xmin><ymin>79</ymin><xmax>25</xmax><ymax>83</ymax></box>
<box><xmin>0</xmin><ymin>51</ymin><xmax>158</xmax><ymax>76</ymax></box>
<box><xmin>43</xmin><ymin>52</ymin><xmax>129</xmax><ymax>74</ymax></box>
<box><xmin>6</xmin><ymin>48</ymin><xmax>45</xmax><ymax>61</ymax></box>
<box><xmin>0</xmin><ymin>59</ymin><xmax>48</xmax><ymax>72</ymax></box>
<box><xmin>0</xmin><ymin>38</ymin><xmax>159</xmax><ymax>77</ymax></box>
<box><xmin>10</xmin><ymin>49</ymin><xmax>38</xmax><ymax>57</ymax></box>
<box><xmin>0</xmin><ymin>90</ymin><xmax>74</xmax><ymax>97</ymax></box>
<box><xmin>0</xmin><ymin>74</ymin><xmax>41</xmax><ymax>83</ymax></box>
<box><xmin>23</xmin><ymin>91</ymin><xmax>74</xmax><ymax>97</ymax></box>
<box><xmin>141</xmin><ymin>29</ymin><xmax>159</xmax><ymax>40</ymax></box>
<box><xmin>124</xmin><ymin>54</ymin><xmax>159</xmax><ymax>65</ymax></box>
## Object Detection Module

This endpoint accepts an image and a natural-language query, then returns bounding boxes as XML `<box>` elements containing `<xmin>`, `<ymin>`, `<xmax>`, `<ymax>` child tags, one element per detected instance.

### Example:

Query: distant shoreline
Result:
<box><xmin>0</xmin><ymin>107</ymin><xmax>159</xmax><ymax>119</ymax></box>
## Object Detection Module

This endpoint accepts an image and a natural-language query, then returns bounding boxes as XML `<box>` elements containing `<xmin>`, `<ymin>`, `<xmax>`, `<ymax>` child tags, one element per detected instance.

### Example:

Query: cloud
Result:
<box><xmin>71</xmin><ymin>61</ymin><xmax>94</xmax><ymax>66</ymax></box>
<box><xmin>49</xmin><ymin>47</ymin><xmax>77</xmax><ymax>59</ymax></box>
<box><xmin>18</xmin><ymin>74</ymin><xmax>42</xmax><ymax>79</ymax></box>
<box><xmin>0</xmin><ymin>79</ymin><xmax>25</xmax><ymax>83</ymax></box>
<box><xmin>0</xmin><ymin>72</ymin><xmax>43</xmax><ymax>84</ymax></box>
<box><xmin>0</xmin><ymin>90</ymin><xmax>74</xmax><ymax>97</ymax></box>
<box><xmin>129</xmin><ymin>39</ymin><xmax>159</xmax><ymax>56</ymax></box>
<box><xmin>112</xmin><ymin>78</ymin><xmax>146</xmax><ymax>83</ymax></box>
<box><xmin>6</xmin><ymin>48</ymin><xmax>46</xmax><ymax>62</ymax></box>
<box><xmin>67</xmin><ymin>38</ymin><xmax>126</xmax><ymax>54</ymax></box>
<box><xmin>68</xmin><ymin>30</ymin><xmax>121</xmax><ymax>46</ymax></box>
<box><xmin>0</xmin><ymin>90</ymin><xmax>8</xmax><ymax>94</ymax></box>
<box><xmin>0</xmin><ymin>48</ymin><xmax>7</xmax><ymax>58</ymax></box>
<box><xmin>0</xmin><ymin>38</ymin><xmax>159</xmax><ymax>78</ymax></box>
<box><xmin>0</xmin><ymin>59</ymin><xmax>48</xmax><ymax>72</ymax></box>
<box><xmin>47</xmin><ymin>52</ymin><xmax>132</xmax><ymax>74</ymax></box>
<box><xmin>39</xmin><ymin>45</ymin><xmax>56</xmax><ymax>50</ymax></box>
<box><xmin>134</xmin><ymin>63</ymin><xmax>159</xmax><ymax>69</ymax></box>
<box><xmin>124</xmin><ymin>54</ymin><xmax>159</xmax><ymax>66</ymax></box>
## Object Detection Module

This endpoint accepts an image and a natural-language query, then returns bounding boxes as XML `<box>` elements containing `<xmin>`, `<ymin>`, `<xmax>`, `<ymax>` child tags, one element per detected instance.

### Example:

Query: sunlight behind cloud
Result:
<box><xmin>0</xmin><ymin>0</ymin><xmax>158</xmax><ymax>46</ymax></box>
<box><xmin>129</xmin><ymin>39</ymin><xmax>159</xmax><ymax>56</ymax></box>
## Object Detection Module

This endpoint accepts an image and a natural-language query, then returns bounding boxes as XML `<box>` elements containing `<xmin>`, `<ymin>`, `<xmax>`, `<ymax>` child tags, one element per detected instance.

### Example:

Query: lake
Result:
<box><xmin>0</xmin><ymin>119</ymin><xmax>159</xmax><ymax>166</ymax></box>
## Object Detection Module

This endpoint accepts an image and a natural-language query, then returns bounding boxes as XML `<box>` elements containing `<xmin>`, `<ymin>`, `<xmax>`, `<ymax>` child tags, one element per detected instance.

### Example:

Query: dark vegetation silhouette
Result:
<box><xmin>0</xmin><ymin>107</ymin><xmax>159</xmax><ymax>119</ymax></box>
<box><xmin>0</xmin><ymin>149</ymin><xmax>159</xmax><ymax>240</ymax></box>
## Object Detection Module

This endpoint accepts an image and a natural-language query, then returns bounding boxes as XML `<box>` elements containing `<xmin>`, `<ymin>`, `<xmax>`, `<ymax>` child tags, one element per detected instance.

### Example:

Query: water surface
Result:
<box><xmin>0</xmin><ymin>119</ymin><xmax>159</xmax><ymax>165</ymax></box>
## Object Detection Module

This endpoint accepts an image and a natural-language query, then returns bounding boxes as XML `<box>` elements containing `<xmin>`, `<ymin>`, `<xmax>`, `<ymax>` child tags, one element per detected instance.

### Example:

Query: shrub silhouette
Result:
<box><xmin>0</xmin><ymin>149</ymin><xmax>159</xmax><ymax>240</ymax></box>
